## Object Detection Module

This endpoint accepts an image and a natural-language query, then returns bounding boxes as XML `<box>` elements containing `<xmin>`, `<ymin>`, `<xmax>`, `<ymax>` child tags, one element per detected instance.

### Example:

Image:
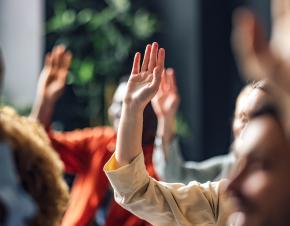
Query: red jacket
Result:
<box><xmin>48</xmin><ymin>126</ymin><xmax>158</xmax><ymax>226</ymax></box>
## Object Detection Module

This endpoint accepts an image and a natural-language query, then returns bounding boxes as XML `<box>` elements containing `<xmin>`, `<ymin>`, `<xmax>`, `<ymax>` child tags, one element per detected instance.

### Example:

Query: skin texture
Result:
<box><xmin>227</xmin><ymin>114</ymin><xmax>290</xmax><ymax>226</ymax></box>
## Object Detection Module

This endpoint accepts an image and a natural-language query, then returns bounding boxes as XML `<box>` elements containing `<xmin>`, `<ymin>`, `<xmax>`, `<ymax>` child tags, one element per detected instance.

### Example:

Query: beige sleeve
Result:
<box><xmin>104</xmin><ymin>153</ymin><xmax>230</xmax><ymax>226</ymax></box>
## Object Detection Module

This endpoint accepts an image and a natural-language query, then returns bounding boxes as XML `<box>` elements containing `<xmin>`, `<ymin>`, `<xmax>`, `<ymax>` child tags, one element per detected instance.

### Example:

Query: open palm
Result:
<box><xmin>152</xmin><ymin>68</ymin><xmax>180</xmax><ymax>118</ymax></box>
<box><xmin>38</xmin><ymin>45</ymin><xmax>72</xmax><ymax>103</ymax></box>
<box><xmin>125</xmin><ymin>42</ymin><xmax>165</xmax><ymax>110</ymax></box>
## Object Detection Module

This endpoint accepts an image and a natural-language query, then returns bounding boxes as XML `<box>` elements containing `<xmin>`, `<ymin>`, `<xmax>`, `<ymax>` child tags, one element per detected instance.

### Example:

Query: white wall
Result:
<box><xmin>0</xmin><ymin>0</ymin><xmax>44</xmax><ymax>109</ymax></box>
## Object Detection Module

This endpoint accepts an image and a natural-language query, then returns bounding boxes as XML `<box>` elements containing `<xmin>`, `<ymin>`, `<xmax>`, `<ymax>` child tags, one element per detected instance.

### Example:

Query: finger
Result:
<box><xmin>243</xmin><ymin>10</ymin><xmax>272</xmax><ymax>75</ymax></box>
<box><xmin>141</xmin><ymin>44</ymin><xmax>152</xmax><ymax>72</ymax></box>
<box><xmin>232</xmin><ymin>8</ymin><xmax>265</xmax><ymax>80</ymax></box>
<box><xmin>153</xmin><ymin>72</ymin><xmax>164</xmax><ymax>98</ymax></box>
<box><xmin>150</xmin><ymin>66</ymin><xmax>163</xmax><ymax>92</ymax></box>
<box><xmin>148</xmin><ymin>42</ymin><xmax>158</xmax><ymax>72</ymax></box>
<box><xmin>63</xmin><ymin>51</ymin><xmax>72</xmax><ymax>70</ymax></box>
<box><xmin>157</xmin><ymin>48</ymin><xmax>165</xmax><ymax>71</ymax></box>
<box><xmin>272</xmin><ymin>0</ymin><xmax>289</xmax><ymax>21</ymax></box>
<box><xmin>251</xmin><ymin>14</ymin><xmax>268</xmax><ymax>55</ymax></box>
<box><xmin>167</xmin><ymin>68</ymin><xmax>178</xmax><ymax>92</ymax></box>
<box><xmin>287</xmin><ymin>0</ymin><xmax>290</xmax><ymax>15</ymax></box>
<box><xmin>233</xmin><ymin>9</ymin><xmax>256</xmax><ymax>52</ymax></box>
<box><xmin>54</xmin><ymin>45</ymin><xmax>66</xmax><ymax>69</ymax></box>
<box><xmin>131</xmin><ymin>52</ymin><xmax>141</xmax><ymax>75</ymax></box>
<box><xmin>161</xmin><ymin>69</ymin><xmax>168</xmax><ymax>92</ymax></box>
<box><xmin>58</xmin><ymin>52</ymin><xmax>72</xmax><ymax>82</ymax></box>
<box><xmin>233</xmin><ymin>8</ymin><xmax>280</xmax><ymax>85</ymax></box>
<box><xmin>44</xmin><ymin>53</ymin><xmax>52</xmax><ymax>67</ymax></box>
<box><xmin>51</xmin><ymin>47</ymin><xmax>58</xmax><ymax>68</ymax></box>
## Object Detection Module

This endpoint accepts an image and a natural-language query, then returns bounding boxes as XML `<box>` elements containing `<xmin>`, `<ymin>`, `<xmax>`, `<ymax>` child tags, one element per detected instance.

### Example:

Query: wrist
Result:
<box><xmin>37</xmin><ymin>93</ymin><xmax>57</xmax><ymax>108</ymax></box>
<box><xmin>157</xmin><ymin>118</ymin><xmax>176</xmax><ymax>157</ymax></box>
<box><xmin>157</xmin><ymin>116</ymin><xmax>175</xmax><ymax>135</ymax></box>
<box><xmin>123</xmin><ymin>99</ymin><xmax>147</xmax><ymax>116</ymax></box>
<box><xmin>31</xmin><ymin>93</ymin><xmax>55</xmax><ymax>129</ymax></box>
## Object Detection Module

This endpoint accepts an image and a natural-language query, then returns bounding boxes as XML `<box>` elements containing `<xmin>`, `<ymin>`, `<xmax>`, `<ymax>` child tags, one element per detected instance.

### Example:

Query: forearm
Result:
<box><xmin>30</xmin><ymin>94</ymin><xmax>55</xmax><ymax>129</ymax></box>
<box><xmin>157</xmin><ymin>115</ymin><xmax>175</xmax><ymax>158</ymax></box>
<box><xmin>115</xmin><ymin>104</ymin><xmax>144</xmax><ymax>167</ymax></box>
<box><xmin>105</xmin><ymin>152</ymin><xmax>226</xmax><ymax>226</ymax></box>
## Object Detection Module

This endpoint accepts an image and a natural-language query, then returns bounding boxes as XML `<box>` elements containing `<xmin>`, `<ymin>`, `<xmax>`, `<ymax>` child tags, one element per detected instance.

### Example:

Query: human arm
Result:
<box><xmin>104</xmin><ymin>43</ymin><xmax>230</xmax><ymax>225</ymax></box>
<box><xmin>152</xmin><ymin>68</ymin><xmax>180</xmax><ymax>159</ymax></box>
<box><xmin>151</xmin><ymin>69</ymin><xmax>234</xmax><ymax>183</ymax></box>
<box><xmin>30</xmin><ymin>45</ymin><xmax>72</xmax><ymax>129</ymax></box>
<box><xmin>154</xmin><ymin>137</ymin><xmax>234</xmax><ymax>183</ymax></box>
<box><xmin>48</xmin><ymin>126</ymin><xmax>115</xmax><ymax>173</ymax></box>
<box><xmin>232</xmin><ymin>0</ymin><xmax>290</xmax><ymax>138</ymax></box>
<box><xmin>105</xmin><ymin>152</ymin><xmax>229</xmax><ymax>226</ymax></box>
<box><xmin>60</xmin><ymin>127</ymin><xmax>115</xmax><ymax>226</ymax></box>
<box><xmin>114</xmin><ymin>42</ymin><xmax>164</xmax><ymax>167</ymax></box>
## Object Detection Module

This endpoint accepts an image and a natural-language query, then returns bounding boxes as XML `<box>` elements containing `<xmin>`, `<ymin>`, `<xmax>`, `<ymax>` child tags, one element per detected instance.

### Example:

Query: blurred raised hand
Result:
<box><xmin>232</xmin><ymin>0</ymin><xmax>290</xmax><ymax>138</ymax></box>
<box><xmin>152</xmin><ymin>68</ymin><xmax>180</xmax><ymax>156</ymax></box>
<box><xmin>38</xmin><ymin>45</ymin><xmax>72</xmax><ymax>104</ymax></box>
<box><xmin>152</xmin><ymin>68</ymin><xmax>180</xmax><ymax>118</ymax></box>
<box><xmin>30</xmin><ymin>45</ymin><xmax>72</xmax><ymax>128</ymax></box>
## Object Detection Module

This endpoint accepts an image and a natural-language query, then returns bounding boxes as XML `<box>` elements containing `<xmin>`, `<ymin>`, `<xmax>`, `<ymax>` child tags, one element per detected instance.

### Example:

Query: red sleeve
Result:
<box><xmin>49</xmin><ymin>126</ymin><xmax>117</xmax><ymax>226</ymax></box>
<box><xmin>61</xmin><ymin>145</ymin><xmax>114</xmax><ymax>226</ymax></box>
<box><xmin>48</xmin><ymin>126</ymin><xmax>116</xmax><ymax>173</ymax></box>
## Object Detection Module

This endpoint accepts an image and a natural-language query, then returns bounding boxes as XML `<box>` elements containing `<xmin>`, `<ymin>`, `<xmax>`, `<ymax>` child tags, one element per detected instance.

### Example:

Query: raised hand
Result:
<box><xmin>232</xmin><ymin>0</ymin><xmax>290</xmax><ymax>138</ymax></box>
<box><xmin>124</xmin><ymin>42</ymin><xmax>165</xmax><ymax>111</ymax></box>
<box><xmin>152</xmin><ymin>68</ymin><xmax>180</xmax><ymax>155</ymax></box>
<box><xmin>38</xmin><ymin>45</ymin><xmax>72</xmax><ymax>104</ymax></box>
<box><xmin>152</xmin><ymin>68</ymin><xmax>180</xmax><ymax>118</ymax></box>
<box><xmin>271</xmin><ymin>0</ymin><xmax>290</xmax><ymax>61</ymax></box>
<box><xmin>115</xmin><ymin>42</ymin><xmax>165</xmax><ymax>167</ymax></box>
<box><xmin>30</xmin><ymin>45</ymin><xmax>72</xmax><ymax>128</ymax></box>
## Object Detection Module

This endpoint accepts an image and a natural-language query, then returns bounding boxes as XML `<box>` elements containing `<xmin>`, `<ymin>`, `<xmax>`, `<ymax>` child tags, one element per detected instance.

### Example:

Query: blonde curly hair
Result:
<box><xmin>0</xmin><ymin>106</ymin><xmax>69</xmax><ymax>226</ymax></box>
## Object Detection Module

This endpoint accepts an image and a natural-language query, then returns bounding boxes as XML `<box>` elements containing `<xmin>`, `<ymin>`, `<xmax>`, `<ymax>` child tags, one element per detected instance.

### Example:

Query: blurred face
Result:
<box><xmin>232</xmin><ymin>88</ymin><xmax>268</xmax><ymax>138</ymax></box>
<box><xmin>108</xmin><ymin>82</ymin><xmax>127</xmax><ymax>131</ymax></box>
<box><xmin>227</xmin><ymin>115</ymin><xmax>290</xmax><ymax>226</ymax></box>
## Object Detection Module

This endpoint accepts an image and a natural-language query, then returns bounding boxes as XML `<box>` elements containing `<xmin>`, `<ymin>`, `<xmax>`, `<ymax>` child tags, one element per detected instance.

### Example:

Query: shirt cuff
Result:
<box><xmin>104</xmin><ymin>152</ymin><xmax>149</xmax><ymax>196</ymax></box>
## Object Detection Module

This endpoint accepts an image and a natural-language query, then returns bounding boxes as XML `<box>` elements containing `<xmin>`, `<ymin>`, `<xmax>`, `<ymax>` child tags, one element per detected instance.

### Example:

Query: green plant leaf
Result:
<box><xmin>78</xmin><ymin>59</ymin><xmax>95</xmax><ymax>84</ymax></box>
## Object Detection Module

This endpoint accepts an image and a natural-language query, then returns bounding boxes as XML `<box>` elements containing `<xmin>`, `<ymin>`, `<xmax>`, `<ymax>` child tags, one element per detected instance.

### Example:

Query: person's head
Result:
<box><xmin>232</xmin><ymin>81</ymin><xmax>268</xmax><ymax>138</ymax></box>
<box><xmin>108</xmin><ymin>79</ymin><xmax>157</xmax><ymax>146</ymax></box>
<box><xmin>227</xmin><ymin>106</ymin><xmax>290</xmax><ymax>226</ymax></box>
<box><xmin>108</xmin><ymin>80</ymin><xmax>126</xmax><ymax>132</ymax></box>
<box><xmin>0</xmin><ymin>107</ymin><xmax>69</xmax><ymax>226</ymax></box>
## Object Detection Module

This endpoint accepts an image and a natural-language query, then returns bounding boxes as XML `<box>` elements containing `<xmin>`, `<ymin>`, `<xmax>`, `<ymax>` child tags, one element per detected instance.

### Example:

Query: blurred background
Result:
<box><xmin>0</xmin><ymin>0</ymin><xmax>270</xmax><ymax>161</ymax></box>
